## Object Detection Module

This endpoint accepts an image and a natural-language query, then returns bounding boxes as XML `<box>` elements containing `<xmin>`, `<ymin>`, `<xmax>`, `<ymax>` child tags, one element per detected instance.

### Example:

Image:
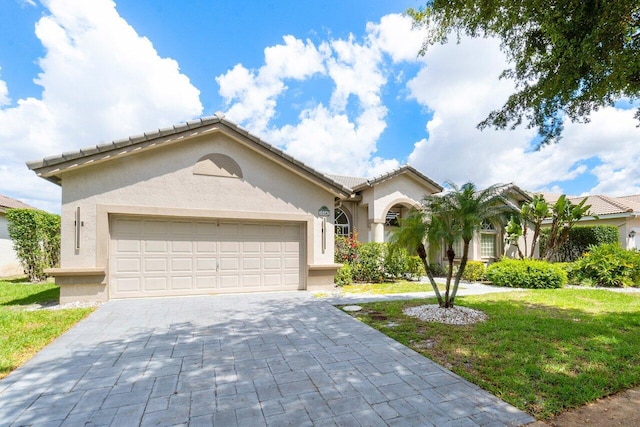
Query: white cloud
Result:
<box><xmin>0</xmin><ymin>70</ymin><xmax>9</xmax><ymax>107</ymax></box>
<box><xmin>405</xmin><ymin>36</ymin><xmax>640</xmax><ymax>196</ymax></box>
<box><xmin>216</xmin><ymin>36</ymin><xmax>327</xmax><ymax>134</ymax></box>
<box><xmin>0</xmin><ymin>0</ymin><xmax>202</xmax><ymax>211</ymax></box>
<box><xmin>216</xmin><ymin>14</ymin><xmax>430</xmax><ymax>177</ymax></box>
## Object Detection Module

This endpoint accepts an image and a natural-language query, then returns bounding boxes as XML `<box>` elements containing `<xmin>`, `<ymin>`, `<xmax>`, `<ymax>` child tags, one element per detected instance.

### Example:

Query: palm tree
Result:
<box><xmin>391</xmin><ymin>182</ymin><xmax>516</xmax><ymax>308</ymax></box>
<box><xmin>389</xmin><ymin>209</ymin><xmax>445</xmax><ymax>306</ymax></box>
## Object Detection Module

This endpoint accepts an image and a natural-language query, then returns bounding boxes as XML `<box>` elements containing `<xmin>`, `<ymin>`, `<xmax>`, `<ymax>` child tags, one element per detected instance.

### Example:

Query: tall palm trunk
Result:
<box><xmin>416</xmin><ymin>242</ymin><xmax>444</xmax><ymax>306</ymax></box>
<box><xmin>444</xmin><ymin>246</ymin><xmax>455</xmax><ymax>308</ymax></box>
<box><xmin>449</xmin><ymin>240</ymin><xmax>470</xmax><ymax>307</ymax></box>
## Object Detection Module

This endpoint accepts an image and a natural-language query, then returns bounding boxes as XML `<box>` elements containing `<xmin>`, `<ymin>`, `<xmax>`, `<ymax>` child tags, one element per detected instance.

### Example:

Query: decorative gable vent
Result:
<box><xmin>193</xmin><ymin>153</ymin><xmax>243</xmax><ymax>178</ymax></box>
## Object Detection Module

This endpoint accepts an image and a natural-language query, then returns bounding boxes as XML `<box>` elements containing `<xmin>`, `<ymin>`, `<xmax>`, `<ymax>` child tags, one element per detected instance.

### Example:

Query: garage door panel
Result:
<box><xmin>284</xmin><ymin>273</ymin><xmax>299</xmax><ymax>286</ymax></box>
<box><xmin>114</xmin><ymin>218</ymin><xmax>142</xmax><ymax>234</ymax></box>
<box><xmin>196</xmin><ymin>240</ymin><xmax>217</xmax><ymax>253</ymax></box>
<box><xmin>196</xmin><ymin>257</ymin><xmax>217</xmax><ymax>272</ymax></box>
<box><xmin>171</xmin><ymin>258</ymin><xmax>192</xmax><ymax>272</ymax></box>
<box><xmin>115</xmin><ymin>277</ymin><xmax>141</xmax><ymax>292</ymax></box>
<box><xmin>219</xmin><ymin>241</ymin><xmax>240</xmax><ymax>253</ymax></box>
<box><xmin>111</xmin><ymin>217</ymin><xmax>303</xmax><ymax>298</ymax></box>
<box><xmin>243</xmin><ymin>241</ymin><xmax>260</xmax><ymax>253</ymax></box>
<box><xmin>145</xmin><ymin>277</ymin><xmax>168</xmax><ymax>291</ymax></box>
<box><xmin>144</xmin><ymin>258</ymin><xmax>167</xmax><ymax>273</ymax></box>
<box><xmin>145</xmin><ymin>240</ymin><xmax>167</xmax><ymax>253</ymax></box>
<box><xmin>117</xmin><ymin>258</ymin><xmax>141</xmax><ymax>273</ymax></box>
<box><xmin>171</xmin><ymin>240</ymin><xmax>193</xmax><ymax>253</ymax></box>
<box><xmin>264</xmin><ymin>242</ymin><xmax>281</xmax><ymax>253</ymax></box>
<box><xmin>116</xmin><ymin>239</ymin><xmax>140</xmax><ymax>253</ymax></box>
<box><xmin>243</xmin><ymin>257</ymin><xmax>261</xmax><ymax>270</ymax></box>
<box><xmin>171</xmin><ymin>276</ymin><xmax>193</xmax><ymax>290</ymax></box>
<box><xmin>264</xmin><ymin>258</ymin><xmax>281</xmax><ymax>269</ymax></box>
<box><xmin>144</xmin><ymin>221</ymin><xmax>167</xmax><ymax>234</ymax></box>
<box><xmin>219</xmin><ymin>275</ymin><xmax>239</xmax><ymax>288</ymax></box>
<box><xmin>196</xmin><ymin>276</ymin><xmax>217</xmax><ymax>289</ymax></box>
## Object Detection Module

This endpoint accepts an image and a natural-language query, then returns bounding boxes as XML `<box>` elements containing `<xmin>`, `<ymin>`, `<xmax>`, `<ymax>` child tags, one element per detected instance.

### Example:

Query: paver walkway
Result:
<box><xmin>0</xmin><ymin>293</ymin><xmax>534</xmax><ymax>426</ymax></box>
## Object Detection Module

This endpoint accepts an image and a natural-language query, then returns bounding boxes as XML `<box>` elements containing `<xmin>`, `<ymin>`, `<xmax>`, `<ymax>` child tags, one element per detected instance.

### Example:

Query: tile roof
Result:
<box><xmin>327</xmin><ymin>174</ymin><xmax>368</xmax><ymax>190</ymax></box>
<box><xmin>533</xmin><ymin>192</ymin><xmax>640</xmax><ymax>217</ymax></box>
<box><xmin>0</xmin><ymin>194</ymin><xmax>36</xmax><ymax>211</ymax></box>
<box><xmin>27</xmin><ymin>115</ymin><xmax>352</xmax><ymax>197</ymax></box>
<box><xmin>328</xmin><ymin>165</ymin><xmax>443</xmax><ymax>193</ymax></box>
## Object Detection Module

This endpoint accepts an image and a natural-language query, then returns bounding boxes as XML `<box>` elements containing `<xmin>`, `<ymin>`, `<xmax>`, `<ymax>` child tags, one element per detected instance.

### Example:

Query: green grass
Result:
<box><xmin>339</xmin><ymin>280</ymin><xmax>449</xmax><ymax>294</ymax></box>
<box><xmin>0</xmin><ymin>279</ymin><xmax>94</xmax><ymax>379</ymax></box>
<box><xmin>344</xmin><ymin>289</ymin><xmax>640</xmax><ymax>419</ymax></box>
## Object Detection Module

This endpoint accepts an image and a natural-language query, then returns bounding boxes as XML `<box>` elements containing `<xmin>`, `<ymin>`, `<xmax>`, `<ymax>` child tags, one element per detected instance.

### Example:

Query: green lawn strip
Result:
<box><xmin>0</xmin><ymin>280</ymin><xmax>59</xmax><ymax>306</ymax></box>
<box><xmin>345</xmin><ymin>289</ymin><xmax>640</xmax><ymax>419</ymax></box>
<box><xmin>340</xmin><ymin>281</ymin><xmax>449</xmax><ymax>294</ymax></box>
<box><xmin>0</xmin><ymin>280</ymin><xmax>95</xmax><ymax>379</ymax></box>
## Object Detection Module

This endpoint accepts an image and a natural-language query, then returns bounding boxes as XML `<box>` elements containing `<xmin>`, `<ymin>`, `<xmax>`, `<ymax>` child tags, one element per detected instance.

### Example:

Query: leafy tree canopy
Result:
<box><xmin>408</xmin><ymin>0</ymin><xmax>640</xmax><ymax>145</ymax></box>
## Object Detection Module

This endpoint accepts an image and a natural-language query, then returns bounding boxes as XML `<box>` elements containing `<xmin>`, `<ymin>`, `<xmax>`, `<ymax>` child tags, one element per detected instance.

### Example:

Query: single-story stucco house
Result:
<box><xmin>0</xmin><ymin>194</ymin><xmax>36</xmax><ymax>277</ymax></box>
<box><xmin>27</xmin><ymin>115</ymin><xmax>450</xmax><ymax>303</ymax></box>
<box><xmin>28</xmin><ymin>115</ymin><xmax>536</xmax><ymax>303</ymax></box>
<box><xmin>541</xmin><ymin>193</ymin><xmax>640</xmax><ymax>250</ymax></box>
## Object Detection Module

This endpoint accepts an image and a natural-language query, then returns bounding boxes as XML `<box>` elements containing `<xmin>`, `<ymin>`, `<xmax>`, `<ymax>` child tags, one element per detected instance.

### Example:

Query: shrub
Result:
<box><xmin>384</xmin><ymin>247</ymin><xmax>409</xmax><ymax>279</ymax></box>
<box><xmin>334</xmin><ymin>236</ymin><xmax>359</xmax><ymax>264</ymax></box>
<box><xmin>461</xmin><ymin>261</ymin><xmax>486</xmax><ymax>282</ymax></box>
<box><xmin>428</xmin><ymin>263</ymin><xmax>446</xmax><ymax>277</ymax></box>
<box><xmin>539</xmin><ymin>225</ymin><xmax>619</xmax><ymax>262</ymax></box>
<box><xmin>570</xmin><ymin>243</ymin><xmax>640</xmax><ymax>287</ymax></box>
<box><xmin>351</xmin><ymin>242</ymin><xmax>385</xmax><ymax>282</ymax></box>
<box><xmin>334</xmin><ymin>264</ymin><xmax>353</xmax><ymax>287</ymax></box>
<box><xmin>486</xmin><ymin>258</ymin><xmax>567</xmax><ymax>289</ymax></box>
<box><xmin>6</xmin><ymin>208</ymin><xmax>61</xmax><ymax>282</ymax></box>
<box><xmin>407</xmin><ymin>256</ymin><xmax>426</xmax><ymax>279</ymax></box>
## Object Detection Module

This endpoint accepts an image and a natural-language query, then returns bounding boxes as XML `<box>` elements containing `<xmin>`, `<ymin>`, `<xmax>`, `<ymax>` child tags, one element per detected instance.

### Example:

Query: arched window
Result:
<box><xmin>335</xmin><ymin>208</ymin><xmax>350</xmax><ymax>237</ymax></box>
<box><xmin>480</xmin><ymin>221</ymin><xmax>497</xmax><ymax>258</ymax></box>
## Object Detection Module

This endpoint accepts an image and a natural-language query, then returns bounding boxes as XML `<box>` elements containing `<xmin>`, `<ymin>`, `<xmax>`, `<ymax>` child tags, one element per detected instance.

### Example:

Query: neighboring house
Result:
<box><xmin>0</xmin><ymin>194</ymin><xmax>36</xmax><ymax>277</ymax></box>
<box><xmin>541</xmin><ymin>193</ymin><xmax>640</xmax><ymax>250</ymax></box>
<box><xmin>27</xmin><ymin>115</ymin><xmax>365</xmax><ymax>303</ymax></box>
<box><xmin>331</xmin><ymin>173</ymin><xmax>532</xmax><ymax>265</ymax></box>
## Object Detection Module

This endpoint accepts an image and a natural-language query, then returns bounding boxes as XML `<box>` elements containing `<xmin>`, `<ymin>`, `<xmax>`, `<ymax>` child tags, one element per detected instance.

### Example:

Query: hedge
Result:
<box><xmin>539</xmin><ymin>225</ymin><xmax>619</xmax><ymax>262</ymax></box>
<box><xmin>6</xmin><ymin>208</ymin><xmax>61</xmax><ymax>282</ymax></box>
<box><xmin>486</xmin><ymin>258</ymin><xmax>567</xmax><ymax>289</ymax></box>
<box><xmin>461</xmin><ymin>261</ymin><xmax>486</xmax><ymax>282</ymax></box>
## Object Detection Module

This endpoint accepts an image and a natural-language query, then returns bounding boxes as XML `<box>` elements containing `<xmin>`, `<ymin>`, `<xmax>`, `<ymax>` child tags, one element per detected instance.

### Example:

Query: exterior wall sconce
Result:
<box><xmin>629</xmin><ymin>230</ymin><xmax>636</xmax><ymax>239</ymax></box>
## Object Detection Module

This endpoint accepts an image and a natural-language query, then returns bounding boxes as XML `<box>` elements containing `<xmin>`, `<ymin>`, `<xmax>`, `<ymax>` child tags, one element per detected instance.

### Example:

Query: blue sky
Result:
<box><xmin>0</xmin><ymin>0</ymin><xmax>638</xmax><ymax>213</ymax></box>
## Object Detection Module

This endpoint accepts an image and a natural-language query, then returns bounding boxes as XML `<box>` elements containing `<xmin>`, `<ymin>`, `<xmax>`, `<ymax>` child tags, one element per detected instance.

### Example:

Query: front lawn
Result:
<box><xmin>344</xmin><ymin>289</ymin><xmax>640</xmax><ymax>419</ymax></box>
<box><xmin>0</xmin><ymin>279</ymin><xmax>95</xmax><ymax>379</ymax></box>
<box><xmin>339</xmin><ymin>280</ymin><xmax>449</xmax><ymax>295</ymax></box>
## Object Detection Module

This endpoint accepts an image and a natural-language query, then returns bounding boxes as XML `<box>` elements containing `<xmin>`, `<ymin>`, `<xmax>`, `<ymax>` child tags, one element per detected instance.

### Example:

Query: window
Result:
<box><xmin>335</xmin><ymin>208</ymin><xmax>350</xmax><ymax>237</ymax></box>
<box><xmin>480</xmin><ymin>221</ymin><xmax>497</xmax><ymax>258</ymax></box>
<box><xmin>385</xmin><ymin>208</ymin><xmax>401</xmax><ymax>227</ymax></box>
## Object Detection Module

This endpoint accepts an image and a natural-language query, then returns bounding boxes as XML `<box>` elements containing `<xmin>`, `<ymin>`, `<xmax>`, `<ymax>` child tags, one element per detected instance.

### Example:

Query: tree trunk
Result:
<box><xmin>417</xmin><ymin>243</ymin><xmax>444</xmax><ymax>306</ymax></box>
<box><xmin>449</xmin><ymin>241</ymin><xmax>470</xmax><ymax>307</ymax></box>
<box><xmin>444</xmin><ymin>246</ymin><xmax>455</xmax><ymax>308</ymax></box>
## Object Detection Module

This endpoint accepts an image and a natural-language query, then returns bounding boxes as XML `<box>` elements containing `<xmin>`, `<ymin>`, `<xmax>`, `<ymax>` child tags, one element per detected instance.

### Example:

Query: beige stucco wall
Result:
<box><xmin>0</xmin><ymin>214</ymin><xmax>23</xmax><ymax>277</ymax></box>
<box><xmin>57</xmin><ymin>131</ymin><xmax>337</xmax><ymax>289</ymax></box>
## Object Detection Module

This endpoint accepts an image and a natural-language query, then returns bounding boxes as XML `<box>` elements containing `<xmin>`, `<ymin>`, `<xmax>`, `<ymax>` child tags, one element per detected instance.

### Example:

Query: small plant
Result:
<box><xmin>570</xmin><ymin>243</ymin><xmax>640</xmax><ymax>287</ymax></box>
<box><xmin>407</xmin><ymin>256</ymin><xmax>426</xmax><ymax>279</ymax></box>
<box><xmin>428</xmin><ymin>263</ymin><xmax>446</xmax><ymax>277</ymax></box>
<box><xmin>351</xmin><ymin>242</ymin><xmax>385</xmax><ymax>282</ymax></box>
<box><xmin>383</xmin><ymin>247</ymin><xmax>409</xmax><ymax>279</ymax></box>
<box><xmin>486</xmin><ymin>258</ymin><xmax>567</xmax><ymax>289</ymax></box>
<box><xmin>461</xmin><ymin>261</ymin><xmax>486</xmax><ymax>282</ymax></box>
<box><xmin>334</xmin><ymin>264</ymin><xmax>353</xmax><ymax>287</ymax></box>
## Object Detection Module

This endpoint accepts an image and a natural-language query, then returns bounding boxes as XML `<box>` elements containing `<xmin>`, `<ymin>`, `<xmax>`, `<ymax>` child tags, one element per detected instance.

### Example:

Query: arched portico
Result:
<box><xmin>370</xmin><ymin>198</ymin><xmax>421</xmax><ymax>243</ymax></box>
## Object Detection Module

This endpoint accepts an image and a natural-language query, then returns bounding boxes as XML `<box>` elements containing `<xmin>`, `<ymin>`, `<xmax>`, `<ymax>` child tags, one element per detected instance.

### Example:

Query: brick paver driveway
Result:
<box><xmin>0</xmin><ymin>293</ymin><xmax>534</xmax><ymax>426</ymax></box>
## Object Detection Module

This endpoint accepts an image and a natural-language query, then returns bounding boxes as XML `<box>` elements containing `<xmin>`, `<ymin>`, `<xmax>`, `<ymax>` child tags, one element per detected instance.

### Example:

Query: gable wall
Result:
<box><xmin>58</xmin><ymin>132</ymin><xmax>336</xmax><ymax>271</ymax></box>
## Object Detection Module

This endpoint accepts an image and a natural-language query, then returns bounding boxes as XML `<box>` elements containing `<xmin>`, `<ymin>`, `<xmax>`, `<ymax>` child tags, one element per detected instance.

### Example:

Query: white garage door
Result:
<box><xmin>109</xmin><ymin>217</ymin><xmax>304</xmax><ymax>298</ymax></box>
